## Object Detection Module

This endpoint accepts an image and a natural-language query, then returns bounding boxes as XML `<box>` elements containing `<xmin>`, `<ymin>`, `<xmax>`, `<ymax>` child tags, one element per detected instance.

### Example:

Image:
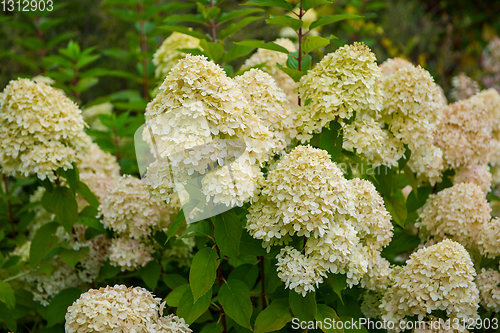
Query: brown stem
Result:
<box><xmin>215</xmin><ymin>244</ymin><xmax>227</xmax><ymax>333</ymax></box>
<box><xmin>53</xmin><ymin>170</ymin><xmax>61</xmax><ymax>187</ymax></box>
<box><xmin>113</xmin><ymin>129</ymin><xmax>123</xmax><ymax>175</ymax></box>
<box><xmin>259</xmin><ymin>256</ymin><xmax>267</xmax><ymax>309</ymax></box>
<box><xmin>297</xmin><ymin>5</ymin><xmax>305</xmax><ymax>106</ymax></box>
<box><xmin>2</xmin><ymin>174</ymin><xmax>15</xmax><ymax>237</ymax></box>
<box><xmin>209</xmin><ymin>0</ymin><xmax>217</xmax><ymax>44</ymax></box>
<box><xmin>139</xmin><ymin>19</ymin><xmax>149</xmax><ymax>99</ymax></box>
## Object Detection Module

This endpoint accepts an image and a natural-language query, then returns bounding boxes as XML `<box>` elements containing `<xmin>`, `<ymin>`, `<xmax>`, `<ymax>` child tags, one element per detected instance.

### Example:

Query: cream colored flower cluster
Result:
<box><xmin>381</xmin><ymin>63</ymin><xmax>443</xmax><ymax>152</ymax></box>
<box><xmin>416</xmin><ymin>183</ymin><xmax>491</xmax><ymax>250</ymax></box>
<box><xmin>144</xmin><ymin>55</ymin><xmax>293</xmax><ymax>207</ymax></box>
<box><xmin>380</xmin><ymin>240</ymin><xmax>479</xmax><ymax>329</ymax></box>
<box><xmin>99</xmin><ymin>175</ymin><xmax>167</xmax><ymax>270</ymax></box>
<box><xmin>436</xmin><ymin>96</ymin><xmax>492</xmax><ymax>169</ymax></box>
<box><xmin>0</xmin><ymin>78</ymin><xmax>90</xmax><ymax>181</ymax></box>
<box><xmin>200</xmin><ymin>154</ymin><xmax>264</xmax><ymax>207</ymax></box>
<box><xmin>450</xmin><ymin>73</ymin><xmax>480</xmax><ymax>101</ymax></box>
<box><xmin>65</xmin><ymin>285</ymin><xmax>191</xmax><ymax>333</ymax></box>
<box><xmin>478</xmin><ymin>217</ymin><xmax>500</xmax><ymax>258</ymax></box>
<box><xmin>475</xmin><ymin>268</ymin><xmax>500</xmax><ymax>312</ymax></box>
<box><xmin>379</xmin><ymin>57</ymin><xmax>411</xmax><ymax>76</ymax></box>
<box><xmin>296</xmin><ymin>43</ymin><xmax>383</xmax><ymax>141</ymax></box>
<box><xmin>276</xmin><ymin>246</ymin><xmax>326</xmax><ymax>296</ymax></box>
<box><xmin>342</xmin><ymin>118</ymin><xmax>405</xmax><ymax>168</ymax></box>
<box><xmin>234</xmin><ymin>68</ymin><xmax>297</xmax><ymax>146</ymax></box>
<box><xmin>241</xmin><ymin>38</ymin><xmax>297</xmax><ymax>105</ymax></box>
<box><xmin>247</xmin><ymin>145</ymin><xmax>393</xmax><ymax>291</ymax></box>
<box><xmin>153</xmin><ymin>32</ymin><xmax>200</xmax><ymax>79</ymax></box>
<box><xmin>453</xmin><ymin>164</ymin><xmax>492</xmax><ymax>193</ymax></box>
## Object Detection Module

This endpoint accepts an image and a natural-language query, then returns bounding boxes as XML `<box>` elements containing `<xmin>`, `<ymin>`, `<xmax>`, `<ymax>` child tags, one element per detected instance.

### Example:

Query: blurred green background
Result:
<box><xmin>1</xmin><ymin>0</ymin><xmax>499</xmax><ymax>104</ymax></box>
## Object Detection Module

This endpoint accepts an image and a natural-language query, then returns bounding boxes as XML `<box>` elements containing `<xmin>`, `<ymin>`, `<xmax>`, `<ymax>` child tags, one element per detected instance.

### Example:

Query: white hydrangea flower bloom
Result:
<box><xmin>200</xmin><ymin>154</ymin><xmax>264</xmax><ymax>207</ymax></box>
<box><xmin>478</xmin><ymin>217</ymin><xmax>500</xmax><ymax>258</ymax></box>
<box><xmin>241</xmin><ymin>38</ymin><xmax>297</xmax><ymax>105</ymax></box>
<box><xmin>235</xmin><ymin>68</ymin><xmax>297</xmax><ymax>147</ymax></box>
<box><xmin>380</xmin><ymin>240</ymin><xmax>479</xmax><ymax>330</ymax></box>
<box><xmin>406</xmin><ymin>144</ymin><xmax>444</xmax><ymax>185</ymax></box>
<box><xmin>379</xmin><ymin>57</ymin><xmax>412</xmax><ymax>76</ymax></box>
<box><xmin>453</xmin><ymin>164</ymin><xmax>492</xmax><ymax>193</ymax></box>
<box><xmin>99</xmin><ymin>175</ymin><xmax>165</xmax><ymax>240</ymax></box>
<box><xmin>153</xmin><ymin>32</ymin><xmax>201</xmax><ymax>79</ymax></box>
<box><xmin>436</xmin><ymin>96</ymin><xmax>492</xmax><ymax>169</ymax></box>
<box><xmin>246</xmin><ymin>145</ymin><xmax>356</xmax><ymax>248</ymax></box>
<box><xmin>0</xmin><ymin>78</ymin><xmax>91</xmax><ymax>180</ymax></box>
<box><xmin>475</xmin><ymin>88</ymin><xmax>500</xmax><ymax>134</ymax></box>
<box><xmin>276</xmin><ymin>246</ymin><xmax>327</xmax><ymax>296</ymax></box>
<box><xmin>416</xmin><ymin>183</ymin><xmax>491</xmax><ymax>250</ymax></box>
<box><xmin>450</xmin><ymin>73</ymin><xmax>480</xmax><ymax>102</ymax></box>
<box><xmin>381</xmin><ymin>64</ymin><xmax>443</xmax><ymax>152</ymax></box>
<box><xmin>65</xmin><ymin>285</ymin><xmax>192</xmax><ymax>333</ymax></box>
<box><xmin>108</xmin><ymin>237</ymin><xmax>154</xmax><ymax>271</ymax></box>
<box><xmin>296</xmin><ymin>43</ymin><xmax>383</xmax><ymax>141</ymax></box>
<box><xmin>342</xmin><ymin>118</ymin><xmax>405</xmax><ymax>168</ymax></box>
<box><xmin>475</xmin><ymin>268</ymin><xmax>500</xmax><ymax>312</ymax></box>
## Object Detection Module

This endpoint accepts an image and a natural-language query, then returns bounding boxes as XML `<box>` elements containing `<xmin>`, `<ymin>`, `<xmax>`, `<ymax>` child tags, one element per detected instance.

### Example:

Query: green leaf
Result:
<box><xmin>163</xmin><ymin>274</ymin><xmax>188</xmax><ymax>290</ymax></box>
<box><xmin>224</xmin><ymin>44</ymin><xmax>255</xmax><ymax>63</ymax></box>
<box><xmin>204</xmin><ymin>6</ymin><xmax>221</xmax><ymax>21</ymax></box>
<box><xmin>320</xmin><ymin>120</ymin><xmax>343</xmax><ymax>162</ymax></box>
<box><xmin>243</xmin><ymin>0</ymin><xmax>293</xmax><ymax>11</ymax></box>
<box><xmin>189</xmin><ymin>247</ymin><xmax>219</xmax><ymax>302</ymax></box>
<box><xmin>276</xmin><ymin>64</ymin><xmax>303</xmax><ymax>82</ymax></box>
<box><xmin>166</xmin><ymin>284</ymin><xmax>190</xmax><ymax>307</ymax></box>
<box><xmin>219</xmin><ymin>16</ymin><xmax>261</xmax><ymax>41</ymax></box>
<box><xmin>59</xmin><ymin>247</ymin><xmax>90</xmax><ymax>268</ymax></box>
<box><xmin>50</xmin><ymin>186</ymin><xmax>78</xmax><ymax>233</ymax></box>
<box><xmin>315</xmin><ymin>304</ymin><xmax>343</xmax><ymax>333</ymax></box>
<box><xmin>99</xmin><ymin>260</ymin><xmax>121</xmax><ymax>279</ymax></box>
<box><xmin>219</xmin><ymin>8</ymin><xmax>263</xmax><ymax>23</ymax></box>
<box><xmin>39</xmin><ymin>18</ymin><xmax>65</xmax><ymax>32</ymax></box>
<box><xmin>200</xmin><ymin>40</ymin><xmax>225</xmax><ymax>62</ymax></box>
<box><xmin>76</xmin><ymin>181</ymin><xmax>100</xmax><ymax>207</ymax></box>
<box><xmin>63</xmin><ymin>165</ymin><xmax>79</xmax><ymax>194</ymax></box>
<box><xmin>212</xmin><ymin>210</ymin><xmax>242</xmax><ymax>258</ymax></box>
<box><xmin>0</xmin><ymin>281</ymin><xmax>15</xmax><ymax>310</ymax></box>
<box><xmin>219</xmin><ymin>280</ymin><xmax>253</xmax><ymax>330</ymax></box>
<box><xmin>302</xmin><ymin>0</ymin><xmax>331</xmax><ymax>11</ymax></box>
<box><xmin>309</xmin><ymin>14</ymin><xmax>363</xmax><ymax>30</ymax></box>
<box><xmin>158</xmin><ymin>25</ymin><xmax>208</xmax><ymax>40</ymax></box>
<box><xmin>166</xmin><ymin>209</ymin><xmax>185</xmax><ymax>243</ymax></box>
<box><xmin>78</xmin><ymin>206</ymin><xmax>106</xmax><ymax>233</ymax></box>
<box><xmin>374</xmin><ymin>165</ymin><xmax>393</xmax><ymax>197</ymax></box>
<box><xmin>0</xmin><ymin>302</ymin><xmax>16</xmax><ymax>331</ymax></box>
<box><xmin>201</xmin><ymin>322</ymin><xmax>224</xmax><ymax>333</ymax></box>
<box><xmin>177</xmin><ymin>288</ymin><xmax>212</xmax><ymax>325</ymax></box>
<box><xmin>228</xmin><ymin>264</ymin><xmax>259</xmax><ymax>289</ymax></box>
<box><xmin>46</xmin><ymin>288</ymin><xmax>82</xmax><ymax>327</ymax></box>
<box><xmin>140</xmin><ymin>261</ymin><xmax>162</xmax><ymax>291</ymax></box>
<box><xmin>403</xmin><ymin>164</ymin><xmax>418</xmax><ymax>198</ymax></box>
<box><xmin>289</xmin><ymin>290</ymin><xmax>316</xmax><ymax>322</ymax></box>
<box><xmin>266</xmin><ymin>16</ymin><xmax>303</xmax><ymax>31</ymax></box>
<box><xmin>163</xmin><ymin>14</ymin><xmax>205</xmax><ymax>24</ymax></box>
<box><xmin>239</xmin><ymin>230</ymin><xmax>267</xmax><ymax>256</ymax></box>
<box><xmin>385</xmin><ymin>194</ymin><xmax>407</xmax><ymax>228</ymax></box>
<box><xmin>254</xmin><ymin>298</ymin><xmax>293</xmax><ymax>333</ymax></box>
<box><xmin>398</xmin><ymin>146</ymin><xmax>411</xmax><ymax>170</ymax></box>
<box><xmin>76</xmin><ymin>54</ymin><xmax>100</xmax><ymax>68</ymax></box>
<box><xmin>326</xmin><ymin>274</ymin><xmax>347</xmax><ymax>304</ymax></box>
<box><xmin>75</xmin><ymin>77</ymin><xmax>99</xmax><ymax>93</ymax></box>
<box><xmin>30</xmin><ymin>222</ymin><xmax>60</xmax><ymax>266</ymax></box>
<box><xmin>234</xmin><ymin>40</ymin><xmax>289</xmax><ymax>54</ymax></box>
<box><xmin>301</xmin><ymin>36</ymin><xmax>330</xmax><ymax>54</ymax></box>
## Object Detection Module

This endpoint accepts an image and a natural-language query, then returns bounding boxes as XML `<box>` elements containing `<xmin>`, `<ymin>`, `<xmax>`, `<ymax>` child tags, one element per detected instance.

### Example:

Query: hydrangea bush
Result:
<box><xmin>2</xmin><ymin>1</ymin><xmax>500</xmax><ymax>333</ymax></box>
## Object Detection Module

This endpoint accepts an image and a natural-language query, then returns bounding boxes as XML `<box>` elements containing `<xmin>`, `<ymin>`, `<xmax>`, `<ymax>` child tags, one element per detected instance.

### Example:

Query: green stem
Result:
<box><xmin>2</xmin><ymin>174</ymin><xmax>15</xmax><ymax>237</ymax></box>
<box><xmin>215</xmin><ymin>243</ymin><xmax>227</xmax><ymax>333</ymax></box>
<box><xmin>259</xmin><ymin>256</ymin><xmax>267</xmax><ymax>309</ymax></box>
